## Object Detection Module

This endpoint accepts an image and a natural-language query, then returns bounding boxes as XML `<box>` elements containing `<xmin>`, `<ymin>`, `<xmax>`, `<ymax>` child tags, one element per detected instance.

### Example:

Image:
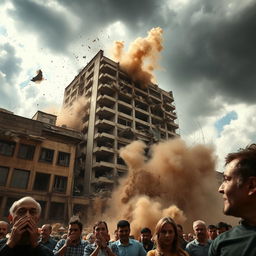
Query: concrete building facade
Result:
<box><xmin>63</xmin><ymin>50</ymin><xmax>179</xmax><ymax>197</ymax></box>
<box><xmin>0</xmin><ymin>110</ymin><xmax>88</xmax><ymax>224</ymax></box>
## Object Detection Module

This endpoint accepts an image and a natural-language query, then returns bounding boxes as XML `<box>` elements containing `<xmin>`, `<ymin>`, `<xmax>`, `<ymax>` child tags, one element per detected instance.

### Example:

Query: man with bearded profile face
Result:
<box><xmin>0</xmin><ymin>196</ymin><xmax>53</xmax><ymax>256</ymax></box>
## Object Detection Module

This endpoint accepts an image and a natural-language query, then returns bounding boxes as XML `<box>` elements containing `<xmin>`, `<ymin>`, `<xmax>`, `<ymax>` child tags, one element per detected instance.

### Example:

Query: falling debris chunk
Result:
<box><xmin>82</xmin><ymin>56</ymin><xmax>86</xmax><ymax>59</ymax></box>
<box><xmin>31</xmin><ymin>69</ymin><xmax>43</xmax><ymax>83</ymax></box>
<box><xmin>93</xmin><ymin>39</ymin><xmax>96</xmax><ymax>42</ymax></box>
<box><xmin>88</xmin><ymin>46</ymin><xmax>91</xmax><ymax>49</ymax></box>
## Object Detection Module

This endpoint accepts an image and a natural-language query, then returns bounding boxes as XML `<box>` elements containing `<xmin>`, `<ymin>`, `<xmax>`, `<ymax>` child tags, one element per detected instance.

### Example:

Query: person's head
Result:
<box><xmin>176</xmin><ymin>224</ymin><xmax>183</xmax><ymax>238</ymax></box>
<box><xmin>207</xmin><ymin>225</ymin><xmax>217</xmax><ymax>240</ymax></box>
<box><xmin>9</xmin><ymin>196</ymin><xmax>41</xmax><ymax>224</ymax></box>
<box><xmin>182</xmin><ymin>233</ymin><xmax>188</xmax><ymax>241</ymax></box>
<box><xmin>68</xmin><ymin>219</ymin><xmax>83</xmax><ymax>242</ymax></box>
<box><xmin>0</xmin><ymin>221</ymin><xmax>9</xmax><ymax>239</ymax></box>
<box><xmin>219</xmin><ymin>144</ymin><xmax>256</xmax><ymax>218</ymax></box>
<box><xmin>93</xmin><ymin>220</ymin><xmax>108</xmax><ymax>236</ymax></box>
<box><xmin>40</xmin><ymin>224</ymin><xmax>52</xmax><ymax>241</ymax></box>
<box><xmin>86</xmin><ymin>233</ymin><xmax>95</xmax><ymax>244</ymax></box>
<box><xmin>154</xmin><ymin>217</ymin><xmax>179</xmax><ymax>253</ymax></box>
<box><xmin>187</xmin><ymin>233</ymin><xmax>194</xmax><ymax>242</ymax></box>
<box><xmin>216</xmin><ymin>222</ymin><xmax>229</xmax><ymax>235</ymax></box>
<box><xmin>117</xmin><ymin>220</ymin><xmax>130</xmax><ymax>243</ymax></box>
<box><xmin>140</xmin><ymin>227</ymin><xmax>152</xmax><ymax>244</ymax></box>
<box><xmin>193</xmin><ymin>220</ymin><xmax>207</xmax><ymax>243</ymax></box>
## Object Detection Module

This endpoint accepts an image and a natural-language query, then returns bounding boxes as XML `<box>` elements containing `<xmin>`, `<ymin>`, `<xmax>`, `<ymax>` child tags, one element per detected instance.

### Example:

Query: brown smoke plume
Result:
<box><xmin>56</xmin><ymin>96</ymin><xmax>89</xmax><ymax>131</ymax></box>
<box><xmin>112</xmin><ymin>27</ymin><xmax>163</xmax><ymax>87</ymax></box>
<box><xmin>91</xmin><ymin>139</ymin><xmax>234</xmax><ymax>237</ymax></box>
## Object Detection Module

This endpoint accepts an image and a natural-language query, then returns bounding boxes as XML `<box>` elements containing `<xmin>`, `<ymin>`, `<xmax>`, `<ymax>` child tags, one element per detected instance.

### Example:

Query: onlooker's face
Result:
<box><xmin>94</xmin><ymin>223</ymin><xmax>108</xmax><ymax>236</ymax></box>
<box><xmin>207</xmin><ymin>228</ymin><xmax>217</xmax><ymax>240</ymax></box>
<box><xmin>117</xmin><ymin>226</ymin><xmax>130</xmax><ymax>243</ymax></box>
<box><xmin>12</xmin><ymin>201</ymin><xmax>40</xmax><ymax>224</ymax></box>
<box><xmin>140</xmin><ymin>232</ymin><xmax>152</xmax><ymax>244</ymax></box>
<box><xmin>0</xmin><ymin>223</ymin><xmax>8</xmax><ymax>239</ymax></box>
<box><xmin>188</xmin><ymin>233</ymin><xmax>194</xmax><ymax>241</ymax></box>
<box><xmin>158</xmin><ymin>223</ymin><xmax>175</xmax><ymax>247</ymax></box>
<box><xmin>219</xmin><ymin>159</ymin><xmax>249</xmax><ymax>217</ymax></box>
<box><xmin>182</xmin><ymin>233</ymin><xmax>188</xmax><ymax>241</ymax></box>
<box><xmin>40</xmin><ymin>225</ymin><xmax>51</xmax><ymax>240</ymax></box>
<box><xmin>68</xmin><ymin>224</ymin><xmax>82</xmax><ymax>242</ymax></box>
<box><xmin>217</xmin><ymin>227</ymin><xmax>227</xmax><ymax>235</ymax></box>
<box><xmin>193</xmin><ymin>224</ymin><xmax>207</xmax><ymax>242</ymax></box>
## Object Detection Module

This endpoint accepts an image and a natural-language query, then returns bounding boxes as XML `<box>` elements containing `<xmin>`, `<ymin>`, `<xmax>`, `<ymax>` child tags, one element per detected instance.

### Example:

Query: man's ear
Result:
<box><xmin>248</xmin><ymin>177</ymin><xmax>256</xmax><ymax>196</ymax></box>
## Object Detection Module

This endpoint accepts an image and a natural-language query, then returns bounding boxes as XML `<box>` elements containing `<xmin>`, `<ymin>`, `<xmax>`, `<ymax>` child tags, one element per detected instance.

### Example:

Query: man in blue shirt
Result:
<box><xmin>185</xmin><ymin>220</ymin><xmax>211</xmax><ymax>256</ymax></box>
<box><xmin>110</xmin><ymin>220</ymin><xmax>146</xmax><ymax>256</ymax></box>
<box><xmin>39</xmin><ymin>224</ymin><xmax>57</xmax><ymax>251</ymax></box>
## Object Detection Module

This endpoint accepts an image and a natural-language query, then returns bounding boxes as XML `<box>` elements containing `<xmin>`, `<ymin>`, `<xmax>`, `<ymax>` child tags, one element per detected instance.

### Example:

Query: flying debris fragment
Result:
<box><xmin>82</xmin><ymin>56</ymin><xmax>86</xmax><ymax>59</ymax></box>
<box><xmin>31</xmin><ymin>69</ymin><xmax>43</xmax><ymax>82</ymax></box>
<box><xmin>88</xmin><ymin>46</ymin><xmax>91</xmax><ymax>49</ymax></box>
<box><xmin>93</xmin><ymin>39</ymin><xmax>96</xmax><ymax>42</ymax></box>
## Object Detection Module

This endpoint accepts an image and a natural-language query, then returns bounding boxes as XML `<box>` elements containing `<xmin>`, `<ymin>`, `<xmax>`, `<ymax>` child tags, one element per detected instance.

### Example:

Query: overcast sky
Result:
<box><xmin>1</xmin><ymin>0</ymin><xmax>256</xmax><ymax>170</ymax></box>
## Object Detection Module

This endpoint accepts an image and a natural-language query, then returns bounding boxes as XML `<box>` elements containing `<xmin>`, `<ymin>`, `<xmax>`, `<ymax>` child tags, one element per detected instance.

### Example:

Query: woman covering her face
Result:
<box><xmin>147</xmin><ymin>217</ymin><xmax>189</xmax><ymax>256</ymax></box>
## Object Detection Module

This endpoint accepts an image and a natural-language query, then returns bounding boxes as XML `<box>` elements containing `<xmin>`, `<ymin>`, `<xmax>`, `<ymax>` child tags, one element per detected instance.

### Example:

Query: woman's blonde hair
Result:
<box><xmin>154</xmin><ymin>217</ymin><xmax>187</xmax><ymax>256</ymax></box>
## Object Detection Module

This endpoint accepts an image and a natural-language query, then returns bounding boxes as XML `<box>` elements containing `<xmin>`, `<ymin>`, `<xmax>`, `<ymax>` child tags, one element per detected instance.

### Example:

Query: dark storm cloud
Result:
<box><xmin>8</xmin><ymin>0</ymin><xmax>75</xmax><ymax>52</ymax></box>
<box><xmin>58</xmin><ymin>0</ymin><xmax>175</xmax><ymax>34</ymax></box>
<box><xmin>165</xmin><ymin>0</ymin><xmax>256</xmax><ymax>103</ymax></box>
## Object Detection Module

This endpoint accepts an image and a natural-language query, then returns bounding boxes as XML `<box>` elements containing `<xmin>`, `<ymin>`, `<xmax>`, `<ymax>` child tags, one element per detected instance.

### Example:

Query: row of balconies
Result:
<box><xmin>96</xmin><ymin>94</ymin><xmax>177</xmax><ymax>120</ymax></box>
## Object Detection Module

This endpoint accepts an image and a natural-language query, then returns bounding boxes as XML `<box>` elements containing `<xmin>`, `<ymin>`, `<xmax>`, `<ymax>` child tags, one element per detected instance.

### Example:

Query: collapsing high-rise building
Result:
<box><xmin>62</xmin><ymin>50</ymin><xmax>179</xmax><ymax>197</ymax></box>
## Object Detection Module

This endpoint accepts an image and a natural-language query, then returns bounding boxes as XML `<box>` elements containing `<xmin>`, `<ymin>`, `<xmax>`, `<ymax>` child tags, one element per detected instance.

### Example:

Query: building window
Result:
<box><xmin>33</xmin><ymin>172</ymin><xmax>50</xmax><ymax>191</ymax></box>
<box><xmin>39</xmin><ymin>148</ymin><xmax>54</xmax><ymax>163</ymax></box>
<box><xmin>0</xmin><ymin>166</ymin><xmax>9</xmax><ymax>186</ymax></box>
<box><xmin>57</xmin><ymin>152</ymin><xmax>70</xmax><ymax>167</ymax></box>
<box><xmin>49</xmin><ymin>202</ymin><xmax>65</xmax><ymax>220</ymax></box>
<box><xmin>18</xmin><ymin>144</ymin><xmax>35</xmax><ymax>160</ymax></box>
<box><xmin>53</xmin><ymin>176</ymin><xmax>67</xmax><ymax>193</ymax></box>
<box><xmin>10</xmin><ymin>169</ymin><xmax>30</xmax><ymax>189</ymax></box>
<box><xmin>0</xmin><ymin>140</ymin><xmax>16</xmax><ymax>156</ymax></box>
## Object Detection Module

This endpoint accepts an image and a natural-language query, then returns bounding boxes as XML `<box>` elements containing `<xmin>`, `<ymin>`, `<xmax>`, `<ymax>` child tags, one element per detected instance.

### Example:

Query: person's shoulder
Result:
<box><xmin>130</xmin><ymin>239</ymin><xmax>144</xmax><ymax>246</ymax></box>
<box><xmin>55</xmin><ymin>239</ymin><xmax>66</xmax><ymax>247</ymax></box>
<box><xmin>186</xmin><ymin>239</ymin><xmax>196</xmax><ymax>247</ymax></box>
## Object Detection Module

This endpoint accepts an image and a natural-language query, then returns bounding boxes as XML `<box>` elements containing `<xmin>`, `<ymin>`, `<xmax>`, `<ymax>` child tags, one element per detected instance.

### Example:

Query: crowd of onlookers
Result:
<box><xmin>0</xmin><ymin>144</ymin><xmax>256</xmax><ymax>255</ymax></box>
<box><xmin>0</xmin><ymin>196</ymin><xmax>234</xmax><ymax>256</ymax></box>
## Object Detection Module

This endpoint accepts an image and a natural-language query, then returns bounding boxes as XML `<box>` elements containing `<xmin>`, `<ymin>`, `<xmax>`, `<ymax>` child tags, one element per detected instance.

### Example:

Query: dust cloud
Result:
<box><xmin>111</xmin><ymin>27</ymin><xmax>163</xmax><ymax>87</ymax></box>
<box><xmin>56</xmin><ymin>96</ymin><xmax>89</xmax><ymax>131</ymax></box>
<box><xmin>92</xmin><ymin>138</ymin><xmax>230</xmax><ymax>236</ymax></box>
